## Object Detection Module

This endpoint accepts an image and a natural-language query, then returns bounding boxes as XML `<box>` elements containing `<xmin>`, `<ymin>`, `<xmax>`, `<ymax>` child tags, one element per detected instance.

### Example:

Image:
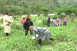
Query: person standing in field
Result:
<box><xmin>30</xmin><ymin>26</ymin><xmax>54</xmax><ymax>46</ymax></box>
<box><xmin>57</xmin><ymin>17</ymin><xmax>62</xmax><ymax>26</ymax></box>
<box><xmin>23</xmin><ymin>18</ymin><xmax>33</xmax><ymax>36</ymax></box>
<box><xmin>3</xmin><ymin>12</ymin><xmax>13</xmax><ymax>36</ymax></box>
<box><xmin>47</xmin><ymin>17</ymin><xmax>50</xmax><ymax>27</ymax></box>
<box><xmin>63</xmin><ymin>16</ymin><xmax>68</xmax><ymax>26</ymax></box>
<box><xmin>51</xmin><ymin>17</ymin><xmax>57</xmax><ymax>26</ymax></box>
<box><xmin>21</xmin><ymin>16</ymin><xmax>26</xmax><ymax>31</ymax></box>
<box><xmin>25</xmin><ymin>14</ymin><xmax>32</xmax><ymax>20</ymax></box>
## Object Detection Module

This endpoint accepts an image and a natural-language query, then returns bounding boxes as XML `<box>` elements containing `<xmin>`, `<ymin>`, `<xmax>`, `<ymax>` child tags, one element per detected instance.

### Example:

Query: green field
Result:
<box><xmin>0</xmin><ymin>16</ymin><xmax>77</xmax><ymax>51</ymax></box>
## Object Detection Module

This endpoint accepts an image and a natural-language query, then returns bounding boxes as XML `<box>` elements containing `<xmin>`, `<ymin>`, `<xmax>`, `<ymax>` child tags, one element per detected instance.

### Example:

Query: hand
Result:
<box><xmin>7</xmin><ymin>24</ymin><xmax>9</xmax><ymax>25</ymax></box>
<box><xmin>11</xmin><ymin>20</ymin><xmax>13</xmax><ymax>23</ymax></box>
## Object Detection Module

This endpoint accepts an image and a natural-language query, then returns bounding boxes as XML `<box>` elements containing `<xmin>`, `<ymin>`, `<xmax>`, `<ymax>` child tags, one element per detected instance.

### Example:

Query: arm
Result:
<box><xmin>6</xmin><ymin>18</ymin><xmax>12</xmax><ymax>23</ymax></box>
<box><xmin>31</xmin><ymin>34</ymin><xmax>39</xmax><ymax>39</ymax></box>
<box><xmin>23</xmin><ymin>21</ymin><xmax>26</xmax><ymax>29</ymax></box>
<box><xmin>31</xmin><ymin>21</ymin><xmax>33</xmax><ymax>26</ymax></box>
<box><xmin>34</xmin><ymin>30</ymin><xmax>39</xmax><ymax>34</ymax></box>
<box><xmin>6</xmin><ymin>18</ymin><xmax>13</xmax><ymax>25</ymax></box>
<box><xmin>3</xmin><ymin>18</ymin><xmax>11</xmax><ymax>25</ymax></box>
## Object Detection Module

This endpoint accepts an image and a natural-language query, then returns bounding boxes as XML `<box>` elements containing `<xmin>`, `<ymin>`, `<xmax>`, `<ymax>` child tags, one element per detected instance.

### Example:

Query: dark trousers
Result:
<box><xmin>38</xmin><ymin>38</ymin><xmax>54</xmax><ymax>46</ymax></box>
<box><xmin>6</xmin><ymin>33</ymin><xmax>9</xmax><ymax>36</ymax></box>
<box><xmin>38</xmin><ymin>39</ymin><xmax>42</xmax><ymax>46</ymax></box>
<box><xmin>25</xmin><ymin>29</ymin><xmax>33</xmax><ymax>35</ymax></box>
<box><xmin>49</xmin><ymin>38</ymin><xmax>54</xmax><ymax>41</ymax></box>
<box><xmin>63</xmin><ymin>22</ymin><xmax>67</xmax><ymax>26</ymax></box>
<box><xmin>47</xmin><ymin>23</ymin><xmax>50</xmax><ymax>27</ymax></box>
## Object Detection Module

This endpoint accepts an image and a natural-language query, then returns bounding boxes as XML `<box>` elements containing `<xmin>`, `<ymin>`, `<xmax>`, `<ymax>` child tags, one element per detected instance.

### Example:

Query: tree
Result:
<box><xmin>41</xmin><ymin>7</ymin><xmax>49</xmax><ymax>16</ymax></box>
<box><xmin>34</xmin><ymin>5</ymin><xmax>42</xmax><ymax>16</ymax></box>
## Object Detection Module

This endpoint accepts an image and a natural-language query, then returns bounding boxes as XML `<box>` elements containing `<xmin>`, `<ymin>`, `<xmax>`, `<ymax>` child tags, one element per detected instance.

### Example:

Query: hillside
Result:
<box><xmin>0</xmin><ymin>0</ymin><xmax>60</xmax><ymax>14</ymax></box>
<box><xmin>58</xmin><ymin>0</ymin><xmax>77</xmax><ymax>7</ymax></box>
<box><xmin>5</xmin><ymin>0</ymin><xmax>60</xmax><ymax>8</ymax></box>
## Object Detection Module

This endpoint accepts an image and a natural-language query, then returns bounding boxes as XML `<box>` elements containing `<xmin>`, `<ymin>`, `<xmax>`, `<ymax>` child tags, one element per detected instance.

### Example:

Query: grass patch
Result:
<box><xmin>0</xmin><ymin>15</ymin><xmax>77</xmax><ymax>51</ymax></box>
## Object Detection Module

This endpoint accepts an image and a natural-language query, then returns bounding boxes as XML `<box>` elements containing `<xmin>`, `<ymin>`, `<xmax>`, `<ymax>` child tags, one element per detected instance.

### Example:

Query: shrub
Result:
<box><xmin>42</xmin><ymin>17</ymin><xmax>48</xmax><ymax>26</ymax></box>
<box><xmin>0</xmin><ymin>26</ymin><xmax>3</xmax><ymax>30</ymax></box>
<box><xmin>0</xmin><ymin>18</ymin><xmax>3</xmax><ymax>24</ymax></box>
<box><xmin>11</xmin><ymin>22</ymin><xmax>21</xmax><ymax>30</ymax></box>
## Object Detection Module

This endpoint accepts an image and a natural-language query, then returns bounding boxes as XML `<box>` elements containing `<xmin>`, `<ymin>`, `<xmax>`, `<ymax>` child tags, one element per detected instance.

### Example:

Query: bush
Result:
<box><xmin>54</xmin><ymin>7</ymin><xmax>77</xmax><ymax>16</ymax></box>
<box><xmin>0</xmin><ymin>18</ymin><xmax>3</xmax><ymax>24</ymax></box>
<box><xmin>0</xmin><ymin>26</ymin><xmax>3</xmax><ymax>30</ymax></box>
<box><xmin>11</xmin><ymin>22</ymin><xmax>21</xmax><ymax>30</ymax></box>
<box><xmin>60</xmin><ymin>13</ymin><xmax>66</xmax><ymax>18</ymax></box>
<box><xmin>42</xmin><ymin>17</ymin><xmax>48</xmax><ymax>26</ymax></box>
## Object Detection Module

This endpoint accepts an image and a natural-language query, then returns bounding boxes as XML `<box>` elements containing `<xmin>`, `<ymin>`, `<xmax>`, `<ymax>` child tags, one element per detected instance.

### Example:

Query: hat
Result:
<box><xmin>22</xmin><ymin>16</ymin><xmax>25</xmax><ymax>18</ymax></box>
<box><xmin>26</xmin><ymin>18</ymin><xmax>30</xmax><ymax>21</ymax></box>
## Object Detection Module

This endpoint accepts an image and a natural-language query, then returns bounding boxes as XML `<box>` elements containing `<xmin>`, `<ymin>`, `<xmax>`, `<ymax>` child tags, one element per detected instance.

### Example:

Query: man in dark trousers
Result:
<box><xmin>47</xmin><ymin>17</ymin><xmax>50</xmax><ymax>27</ymax></box>
<box><xmin>29</xmin><ymin>26</ymin><xmax>54</xmax><ymax>46</ymax></box>
<box><xmin>23</xmin><ymin>18</ymin><xmax>33</xmax><ymax>36</ymax></box>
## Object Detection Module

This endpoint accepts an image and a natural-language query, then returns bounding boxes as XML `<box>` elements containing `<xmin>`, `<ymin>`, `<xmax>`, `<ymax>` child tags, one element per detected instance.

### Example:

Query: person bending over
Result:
<box><xmin>29</xmin><ymin>26</ymin><xmax>54</xmax><ymax>46</ymax></box>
